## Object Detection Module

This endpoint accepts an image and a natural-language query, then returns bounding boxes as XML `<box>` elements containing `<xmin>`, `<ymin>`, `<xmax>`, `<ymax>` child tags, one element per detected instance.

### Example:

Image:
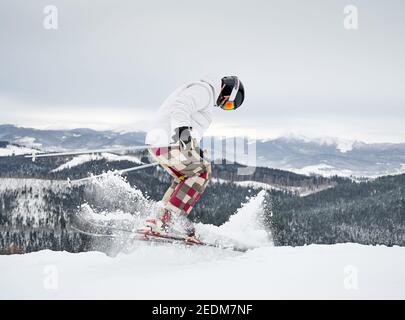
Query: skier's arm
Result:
<box><xmin>170</xmin><ymin>84</ymin><xmax>211</xmax><ymax>130</ymax></box>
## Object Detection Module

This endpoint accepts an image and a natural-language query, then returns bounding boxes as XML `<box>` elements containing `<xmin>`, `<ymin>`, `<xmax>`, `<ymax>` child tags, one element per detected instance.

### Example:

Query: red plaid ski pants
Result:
<box><xmin>149</xmin><ymin>144</ymin><xmax>211</xmax><ymax>216</ymax></box>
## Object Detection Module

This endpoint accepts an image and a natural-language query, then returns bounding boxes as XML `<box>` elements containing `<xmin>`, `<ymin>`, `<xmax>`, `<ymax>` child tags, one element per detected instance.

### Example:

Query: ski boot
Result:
<box><xmin>140</xmin><ymin>209</ymin><xmax>201</xmax><ymax>243</ymax></box>
<box><xmin>139</xmin><ymin>209</ymin><xmax>172</xmax><ymax>237</ymax></box>
<box><xmin>172</xmin><ymin>214</ymin><xmax>202</xmax><ymax>244</ymax></box>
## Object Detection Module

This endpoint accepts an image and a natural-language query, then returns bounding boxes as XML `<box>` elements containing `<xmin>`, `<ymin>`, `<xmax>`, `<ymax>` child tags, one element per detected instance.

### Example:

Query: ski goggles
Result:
<box><xmin>222</xmin><ymin>101</ymin><xmax>236</xmax><ymax>110</ymax></box>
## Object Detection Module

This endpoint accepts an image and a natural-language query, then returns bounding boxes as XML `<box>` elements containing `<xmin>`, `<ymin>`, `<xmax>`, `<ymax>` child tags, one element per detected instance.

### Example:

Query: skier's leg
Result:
<box><xmin>143</xmin><ymin>146</ymin><xmax>193</xmax><ymax>234</ymax></box>
<box><xmin>144</xmin><ymin>145</ymin><xmax>211</xmax><ymax>236</ymax></box>
<box><xmin>156</xmin><ymin>179</ymin><xmax>179</xmax><ymax>224</ymax></box>
<box><xmin>161</xmin><ymin>179</ymin><xmax>179</xmax><ymax>205</ymax></box>
<box><xmin>154</xmin><ymin>143</ymin><xmax>210</xmax><ymax>214</ymax></box>
<box><xmin>162</xmin><ymin>153</ymin><xmax>210</xmax><ymax>236</ymax></box>
<box><xmin>165</xmin><ymin>164</ymin><xmax>211</xmax><ymax>216</ymax></box>
<box><xmin>148</xmin><ymin>146</ymin><xmax>184</xmax><ymax>211</ymax></box>
<box><xmin>163</xmin><ymin>162</ymin><xmax>210</xmax><ymax>238</ymax></box>
<box><xmin>140</xmin><ymin>148</ymin><xmax>179</xmax><ymax>234</ymax></box>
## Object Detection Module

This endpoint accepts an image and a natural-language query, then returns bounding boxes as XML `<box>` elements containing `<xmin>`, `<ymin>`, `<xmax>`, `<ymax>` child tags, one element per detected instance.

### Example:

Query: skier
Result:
<box><xmin>142</xmin><ymin>76</ymin><xmax>245</xmax><ymax>241</ymax></box>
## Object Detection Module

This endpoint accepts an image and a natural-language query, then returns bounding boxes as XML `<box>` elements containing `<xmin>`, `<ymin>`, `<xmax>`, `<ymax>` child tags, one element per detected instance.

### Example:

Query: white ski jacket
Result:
<box><xmin>145</xmin><ymin>76</ymin><xmax>222</xmax><ymax>146</ymax></box>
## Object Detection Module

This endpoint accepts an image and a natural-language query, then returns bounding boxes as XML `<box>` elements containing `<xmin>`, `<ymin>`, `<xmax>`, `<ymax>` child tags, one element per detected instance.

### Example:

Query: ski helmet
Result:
<box><xmin>217</xmin><ymin>76</ymin><xmax>245</xmax><ymax>110</ymax></box>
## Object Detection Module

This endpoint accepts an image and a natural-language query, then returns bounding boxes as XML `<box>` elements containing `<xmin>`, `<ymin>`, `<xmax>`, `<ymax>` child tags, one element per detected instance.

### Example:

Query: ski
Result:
<box><xmin>71</xmin><ymin>224</ymin><xmax>236</xmax><ymax>250</ymax></box>
<box><xmin>71</xmin><ymin>225</ymin><xmax>182</xmax><ymax>245</ymax></box>
<box><xmin>71</xmin><ymin>213</ymin><xmax>250</xmax><ymax>252</ymax></box>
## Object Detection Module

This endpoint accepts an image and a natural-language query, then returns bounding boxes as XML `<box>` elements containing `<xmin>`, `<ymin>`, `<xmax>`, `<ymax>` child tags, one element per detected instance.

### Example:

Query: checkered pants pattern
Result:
<box><xmin>149</xmin><ymin>144</ymin><xmax>211</xmax><ymax>216</ymax></box>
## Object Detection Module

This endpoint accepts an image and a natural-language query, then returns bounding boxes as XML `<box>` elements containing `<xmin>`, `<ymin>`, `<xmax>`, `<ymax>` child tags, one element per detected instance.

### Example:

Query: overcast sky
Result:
<box><xmin>0</xmin><ymin>0</ymin><xmax>404</xmax><ymax>142</ymax></box>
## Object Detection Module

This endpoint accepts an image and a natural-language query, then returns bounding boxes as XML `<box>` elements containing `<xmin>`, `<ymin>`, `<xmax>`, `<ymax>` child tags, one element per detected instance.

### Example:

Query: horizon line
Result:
<box><xmin>1</xmin><ymin>123</ymin><xmax>405</xmax><ymax>145</ymax></box>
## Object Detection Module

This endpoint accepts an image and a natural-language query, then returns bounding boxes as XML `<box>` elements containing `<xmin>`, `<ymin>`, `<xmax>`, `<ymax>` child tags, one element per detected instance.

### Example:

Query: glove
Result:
<box><xmin>172</xmin><ymin>126</ymin><xmax>195</xmax><ymax>151</ymax></box>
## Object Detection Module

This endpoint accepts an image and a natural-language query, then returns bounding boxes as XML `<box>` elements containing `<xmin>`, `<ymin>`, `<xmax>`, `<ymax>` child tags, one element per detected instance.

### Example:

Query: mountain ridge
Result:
<box><xmin>1</xmin><ymin>124</ymin><xmax>405</xmax><ymax>177</ymax></box>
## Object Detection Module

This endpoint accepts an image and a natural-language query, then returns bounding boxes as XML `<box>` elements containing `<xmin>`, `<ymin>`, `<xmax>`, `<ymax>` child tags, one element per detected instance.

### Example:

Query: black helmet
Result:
<box><xmin>217</xmin><ymin>76</ymin><xmax>245</xmax><ymax>110</ymax></box>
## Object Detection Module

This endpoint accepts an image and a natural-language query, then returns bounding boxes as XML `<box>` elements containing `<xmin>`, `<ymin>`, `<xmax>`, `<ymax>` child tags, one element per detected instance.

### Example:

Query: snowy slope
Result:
<box><xmin>0</xmin><ymin>144</ymin><xmax>38</xmax><ymax>156</ymax></box>
<box><xmin>290</xmin><ymin>164</ymin><xmax>355</xmax><ymax>178</ymax></box>
<box><xmin>1</xmin><ymin>187</ymin><xmax>404</xmax><ymax>299</ymax></box>
<box><xmin>1</xmin><ymin>243</ymin><xmax>404</xmax><ymax>299</ymax></box>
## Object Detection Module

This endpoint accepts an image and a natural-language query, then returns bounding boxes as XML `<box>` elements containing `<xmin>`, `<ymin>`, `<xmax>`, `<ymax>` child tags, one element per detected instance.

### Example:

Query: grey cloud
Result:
<box><xmin>0</xmin><ymin>0</ymin><xmax>404</xmax><ymax>141</ymax></box>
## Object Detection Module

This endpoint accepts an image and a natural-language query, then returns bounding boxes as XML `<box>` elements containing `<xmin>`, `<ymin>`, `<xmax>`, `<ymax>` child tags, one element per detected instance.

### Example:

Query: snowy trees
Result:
<box><xmin>2</xmin><ymin>152</ymin><xmax>404</xmax><ymax>253</ymax></box>
<box><xmin>264</xmin><ymin>174</ymin><xmax>405</xmax><ymax>246</ymax></box>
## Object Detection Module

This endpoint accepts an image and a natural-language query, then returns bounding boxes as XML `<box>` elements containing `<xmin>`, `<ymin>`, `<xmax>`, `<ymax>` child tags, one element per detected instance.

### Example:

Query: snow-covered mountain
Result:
<box><xmin>255</xmin><ymin>135</ymin><xmax>405</xmax><ymax>177</ymax></box>
<box><xmin>2</xmin><ymin>124</ymin><xmax>405</xmax><ymax>177</ymax></box>
<box><xmin>0</xmin><ymin>124</ymin><xmax>145</xmax><ymax>151</ymax></box>
<box><xmin>0</xmin><ymin>141</ymin><xmax>39</xmax><ymax>157</ymax></box>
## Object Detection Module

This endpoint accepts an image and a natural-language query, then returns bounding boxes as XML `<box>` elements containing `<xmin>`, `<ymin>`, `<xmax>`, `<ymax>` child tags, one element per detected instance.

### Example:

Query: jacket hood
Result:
<box><xmin>200</xmin><ymin>74</ymin><xmax>222</xmax><ymax>104</ymax></box>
